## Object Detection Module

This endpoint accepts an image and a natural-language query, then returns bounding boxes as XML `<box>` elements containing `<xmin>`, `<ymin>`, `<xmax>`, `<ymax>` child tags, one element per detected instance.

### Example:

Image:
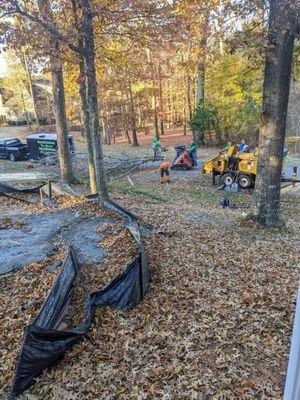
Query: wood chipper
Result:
<box><xmin>202</xmin><ymin>145</ymin><xmax>257</xmax><ymax>188</ymax></box>
<box><xmin>171</xmin><ymin>145</ymin><xmax>195</xmax><ymax>170</ymax></box>
<box><xmin>202</xmin><ymin>145</ymin><xmax>289</xmax><ymax>188</ymax></box>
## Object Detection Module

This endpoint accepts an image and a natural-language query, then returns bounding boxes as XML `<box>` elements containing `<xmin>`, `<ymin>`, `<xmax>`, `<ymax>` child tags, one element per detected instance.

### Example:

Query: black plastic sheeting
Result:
<box><xmin>0</xmin><ymin>182</ymin><xmax>45</xmax><ymax>194</ymax></box>
<box><xmin>10</xmin><ymin>200</ymin><xmax>150</xmax><ymax>399</ymax></box>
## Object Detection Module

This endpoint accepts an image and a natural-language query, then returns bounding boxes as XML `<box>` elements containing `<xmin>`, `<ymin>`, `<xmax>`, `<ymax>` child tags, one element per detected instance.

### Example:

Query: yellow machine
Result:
<box><xmin>202</xmin><ymin>144</ymin><xmax>289</xmax><ymax>188</ymax></box>
<box><xmin>202</xmin><ymin>145</ymin><xmax>258</xmax><ymax>188</ymax></box>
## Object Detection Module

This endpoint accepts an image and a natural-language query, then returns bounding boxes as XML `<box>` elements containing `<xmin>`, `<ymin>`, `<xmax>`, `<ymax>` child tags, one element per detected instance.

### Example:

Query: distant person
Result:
<box><xmin>238</xmin><ymin>140</ymin><xmax>246</xmax><ymax>152</ymax></box>
<box><xmin>152</xmin><ymin>137</ymin><xmax>161</xmax><ymax>160</ymax></box>
<box><xmin>224</xmin><ymin>141</ymin><xmax>232</xmax><ymax>151</ymax></box>
<box><xmin>158</xmin><ymin>161</ymin><xmax>170</xmax><ymax>184</ymax></box>
<box><xmin>187</xmin><ymin>140</ymin><xmax>197</xmax><ymax>166</ymax></box>
<box><xmin>243</xmin><ymin>144</ymin><xmax>250</xmax><ymax>153</ymax></box>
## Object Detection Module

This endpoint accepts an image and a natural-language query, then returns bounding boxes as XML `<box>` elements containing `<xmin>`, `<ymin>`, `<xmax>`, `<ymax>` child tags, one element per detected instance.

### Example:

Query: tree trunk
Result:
<box><xmin>20</xmin><ymin>89</ymin><xmax>32</xmax><ymax>132</ymax></box>
<box><xmin>128</xmin><ymin>84</ymin><xmax>139</xmax><ymax>146</ymax></box>
<box><xmin>158</xmin><ymin>63</ymin><xmax>164</xmax><ymax>136</ymax></box>
<box><xmin>196</xmin><ymin>12</ymin><xmax>208</xmax><ymax>105</ymax></box>
<box><xmin>183</xmin><ymin>97</ymin><xmax>187</xmax><ymax>136</ymax></box>
<box><xmin>147</xmin><ymin>49</ymin><xmax>159</xmax><ymax>139</ymax></box>
<box><xmin>187</xmin><ymin>76</ymin><xmax>193</xmax><ymax>120</ymax></box>
<box><xmin>255</xmin><ymin>0</ymin><xmax>297</xmax><ymax>227</ymax></box>
<box><xmin>125</xmin><ymin>129</ymin><xmax>131</xmax><ymax>144</ymax></box>
<box><xmin>152</xmin><ymin>93</ymin><xmax>160</xmax><ymax>139</ymax></box>
<box><xmin>167</xmin><ymin>80</ymin><xmax>172</xmax><ymax>129</ymax></box>
<box><xmin>50</xmin><ymin>43</ymin><xmax>73</xmax><ymax>183</ymax></box>
<box><xmin>82</xmin><ymin>0</ymin><xmax>109</xmax><ymax>202</ymax></box>
<box><xmin>195</xmin><ymin>63</ymin><xmax>206</xmax><ymax>145</ymax></box>
<box><xmin>138</xmin><ymin>105</ymin><xmax>142</xmax><ymax>127</ymax></box>
<box><xmin>71</xmin><ymin>0</ymin><xmax>97</xmax><ymax>194</ymax></box>
<box><xmin>121</xmin><ymin>103</ymin><xmax>131</xmax><ymax>144</ymax></box>
<box><xmin>78</xmin><ymin>60</ymin><xmax>97</xmax><ymax>193</ymax></box>
<box><xmin>23</xmin><ymin>51</ymin><xmax>40</xmax><ymax>128</ymax></box>
<box><xmin>38</xmin><ymin>0</ymin><xmax>72</xmax><ymax>183</ymax></box>
<box><xmin>196</xmin><ymin>62</ymin><xmax>205</xmax><ymax>105</ymax></box>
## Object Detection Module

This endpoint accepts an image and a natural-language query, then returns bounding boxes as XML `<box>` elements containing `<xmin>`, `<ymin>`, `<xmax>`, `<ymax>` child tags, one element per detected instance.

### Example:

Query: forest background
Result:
<box><xmin>1</xmin><ymin>0</ymin><xmax>299</xmax><ymax>148</ymax></box>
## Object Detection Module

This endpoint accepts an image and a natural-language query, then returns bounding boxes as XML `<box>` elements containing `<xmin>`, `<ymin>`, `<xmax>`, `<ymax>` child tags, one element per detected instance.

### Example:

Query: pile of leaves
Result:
<box><xmin>62</xmin><ymin>222</ymin><xmax>138</xmax><ymax>330</ymax></box>
<box><xmin>0</xmin><ymin>195</ymin><xmax>49</xmax><ymax>215</ymax></box>
<box><xmin>0</xmin><ymin>216</ymin><xmax>26</xmax><ymax>230</ymax></box>
<box><xmin>1</xmin><ymin>177</ymin><xmax>300</xmax><ymax>399</ymax></box>
<box><xmin>0</xmin><ymin>253</ymin><xmax>65</xmax><ymax>394</ymax></box>
<box><xmin>6</xmin><ymin>183</ymin><xmax>297</xmax><ymax>399</ymax></box>
<box><xmin>0</xmin><ymin>195</ymin><xmax>139</xmax><ymax>398</ymax></box>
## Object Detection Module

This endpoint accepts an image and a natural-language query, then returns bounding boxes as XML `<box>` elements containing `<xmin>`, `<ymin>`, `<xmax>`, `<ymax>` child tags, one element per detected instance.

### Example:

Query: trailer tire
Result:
<box><xmin>238</xmin><ymin>174</ymin><xmax>252</xmax><ymax>189</ymax></box>
<box><xmin>222</xmin><ymin>173</ymin><xmax>234</xmax><ymax>186</ymax></box>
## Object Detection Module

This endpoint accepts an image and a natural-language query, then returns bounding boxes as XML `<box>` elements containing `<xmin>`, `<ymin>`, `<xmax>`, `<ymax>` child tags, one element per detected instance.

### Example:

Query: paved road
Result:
<box><xmin>0</xmin><ymin>172</ymin><xmax>57</xmax><ymax>182</ymax></box>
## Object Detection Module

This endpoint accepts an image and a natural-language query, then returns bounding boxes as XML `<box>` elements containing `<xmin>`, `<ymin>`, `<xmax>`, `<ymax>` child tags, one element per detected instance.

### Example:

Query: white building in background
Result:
<box><xmin>0</xmin><ymin>79</ymin><xmax>53</xmax><ymax>125</ymax></box>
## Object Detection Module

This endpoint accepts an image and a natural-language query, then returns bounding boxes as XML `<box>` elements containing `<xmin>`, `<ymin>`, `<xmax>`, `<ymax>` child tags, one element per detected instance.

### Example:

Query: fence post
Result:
<box><xmin>284</xmin><ymin>283</ymin><xmax>300</xmax><ymax>400</ymax></box>
<box><xmin>48</xmin><ymin>181</ymin><xmax>52</xmax><ymax>199</ymax></box>
<box><xmin>292</xmin><ymin>167</ymin><xmax>297</xmax><ymax>188</ymax></box>
<box><xmin>39</xmin><ymin>188</ymin><xmax>44</xmax><ymax>205</ymax></box>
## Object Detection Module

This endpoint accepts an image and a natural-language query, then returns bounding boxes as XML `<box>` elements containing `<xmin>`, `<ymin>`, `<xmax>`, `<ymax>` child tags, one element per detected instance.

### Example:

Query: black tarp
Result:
<box><xmin>9</xmin><ymin>200</ymin><xmax>150</xmax><ymax>399</ymax></box>
<box><xmin>0</xmin><ymin>182</ymin><xmax>45</xmax><ymax>194</ymax></box>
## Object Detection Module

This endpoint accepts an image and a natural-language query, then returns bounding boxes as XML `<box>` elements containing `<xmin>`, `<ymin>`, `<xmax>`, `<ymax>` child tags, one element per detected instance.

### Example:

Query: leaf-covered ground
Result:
<box><xmin>1</xmin><ymin>172</ymin><xmax>300</xmax><ymax>399</ymax></box>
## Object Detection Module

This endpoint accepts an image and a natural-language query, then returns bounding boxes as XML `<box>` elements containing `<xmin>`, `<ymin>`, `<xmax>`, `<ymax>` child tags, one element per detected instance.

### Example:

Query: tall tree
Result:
<box><xmin>82</xmin><ymin>0</ymin><xmax>109</xmax><ymax>201</ymax></box>
<box><xmin>3</xmin><ymin>0</ymin><xmax>109</xmax><ymax>200</ymax></box>
<box><xmin>128</xmin><ymin>83</ymin><xmax>139</xmax><ymax>146</ymax></box>
<box><xmin>22</xmin><ymin>49</ymin><xmax>40</xmax><ymax>128</ymax></box>
<box><xmin>255</xmin><ymin>0</ymin><xmax>298</xmax><ymax>227</ymax></box>
<box><xmin>71</xmin><ymin>0</ymin><xmax>97</xmax><ymax>194</ymax></box>
<box><xmin>158</xmin><ymin>62</ymin><xmax>165</xmax><ymax>136</ymax></box>
<box><xmin>50</xmin><ymin>42</ymin><xmax>73</xmax><ymax>183</ymax></box>
<box><xmin>38</xmin><ymin>0</ymin><xmax>73</xmax><ymax>184</ymax></box>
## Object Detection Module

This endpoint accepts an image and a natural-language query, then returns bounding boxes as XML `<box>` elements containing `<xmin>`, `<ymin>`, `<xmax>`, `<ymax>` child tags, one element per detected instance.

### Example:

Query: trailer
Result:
<box><xmin>26</xmin><ymin>133</ymin><xmax>75</xmax><ymax>160</ymax></box>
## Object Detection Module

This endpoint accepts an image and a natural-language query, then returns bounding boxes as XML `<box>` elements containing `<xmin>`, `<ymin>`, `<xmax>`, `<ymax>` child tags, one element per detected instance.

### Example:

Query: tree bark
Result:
<box><xmin>255</xmin><ymin>0</ymin><xmax>297</xmax><ymax>227</ymax></box>
<box><xmin>71</xmin><ymin>0</ymin><xmax>97</xmax><ymax>194</ymax></box>
<box><xmin>196</xmin><ymin>62</ymin><xmax>205</xmax><ymax>105</ymax></box>
<box><xmin>20</xmin><ymin>89</ymin><xmax>32</xmax><ymax>132</ymax></box>
<box><xmin>152</xmin><ymin>93</ymin><xmax>159</xmax><ymax>139</ymax></box>
<box><xmin>37</xmin><ymin>0</ymin><xmax>72</xmax><ymax>183</ymax></box>
<box><xmin>121</xmin><ymin>103</ymin><xmax>131</xmax><ymax>144</ymax></box>
<box><xmin>50</xmin><ymin>43</ymin><xmax>73</xmax><ymax>183</ymax></box>
<box><xmin>22</xmin><ymin>51</ymin><xmax>40</xmax><ymax>128</ymax></box>
<box><xmin>186</xmin><ymin>75</ymin><xmax>193</xmax><ymax>120</ymax></box>
<box><xmin>196</xmin><ymin>20</ymin><xmax>208</xmax><ymax>106</ymax></box>
<box><xmin>79</xmin><ymin>59</ymin><xmax>97</xmax><ymax>194</ymax></box>
<box><xmin>125</xmin><ymin>129</ymin><xmax>131</xmax><ymax>144</ymax></box>
<box><xmin>128</xmin><ymin>84</ymin><xmax>139</xmax><ymax>146</ymax></box>
<box><xmin>167</xmin><ymin>79</ymin><xmax>172</xmax><ymax>129</ymax></box>
<box><xmin>82</xmin><ymin>0</ymin><xmax>109</xmax><ymax>202</ymax></box>
<box><xmin>158</xmin><ymin>63</ymin><xmax>164</xmax><ymax>136</ymax></box>
<box><xmin>183</xmin><ymin>96</ymin><xmax>187</xmax><ymax>136</ymax></box>
<box><xmin>147</xmin><ymin>49</ymin><xmax>159</xmax><ymax>139</ymax></box>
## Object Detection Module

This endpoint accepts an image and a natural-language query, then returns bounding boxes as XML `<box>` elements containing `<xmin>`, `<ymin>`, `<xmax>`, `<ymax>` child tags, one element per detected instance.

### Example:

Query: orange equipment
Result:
<box><xmin>158</xmin><ymin>161</ymin><xmax>170</xmax><ymax>184</ymax></box>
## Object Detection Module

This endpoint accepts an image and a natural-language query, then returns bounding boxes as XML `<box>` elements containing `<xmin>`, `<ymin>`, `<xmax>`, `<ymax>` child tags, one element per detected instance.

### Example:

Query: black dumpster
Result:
<box><xmin>26</xmin><ymin>134</ymin><xmax>75</xmax><ymax>160</ymax></box>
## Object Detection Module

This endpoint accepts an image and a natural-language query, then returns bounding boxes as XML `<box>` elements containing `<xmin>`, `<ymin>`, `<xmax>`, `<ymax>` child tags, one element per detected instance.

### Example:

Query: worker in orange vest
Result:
<box><xmin>158</xmin><ymin>161</ymin><xmax>171</xmax><ymax>184</ymax></box>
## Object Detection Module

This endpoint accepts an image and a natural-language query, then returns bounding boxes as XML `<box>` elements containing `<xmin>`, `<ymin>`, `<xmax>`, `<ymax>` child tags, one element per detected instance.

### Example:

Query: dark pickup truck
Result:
<box><xmin>0</xmin><ymin>138</ymin><xmax>29</xmax><ymax>162</ymax></box>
